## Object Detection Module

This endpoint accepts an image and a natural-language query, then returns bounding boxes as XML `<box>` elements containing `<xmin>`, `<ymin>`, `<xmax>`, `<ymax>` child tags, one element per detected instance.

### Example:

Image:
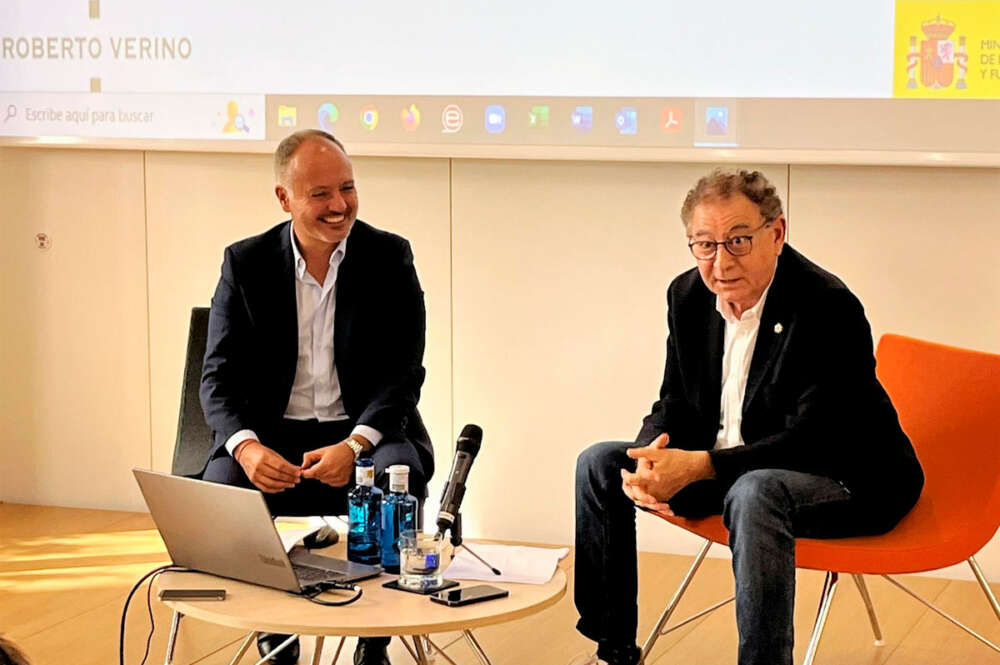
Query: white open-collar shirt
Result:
<box><xmin>713</xmin><ymin>272</ymin><xmax>775</xmax><ymax>451</ymax></box>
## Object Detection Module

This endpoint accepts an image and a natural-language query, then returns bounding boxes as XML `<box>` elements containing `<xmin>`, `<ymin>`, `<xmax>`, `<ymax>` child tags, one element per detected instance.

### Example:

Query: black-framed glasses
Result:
<box><xmin>687</xmin><ymin>220</ymin><xmax>772</xmax><ymax>260</ymax></box>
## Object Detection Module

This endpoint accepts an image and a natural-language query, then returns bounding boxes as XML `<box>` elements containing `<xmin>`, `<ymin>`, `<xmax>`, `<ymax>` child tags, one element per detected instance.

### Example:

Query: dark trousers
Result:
<box><xmin>574</xmin><ymin>440</ymin><xmax>907</xmax><ymax>665</ymax></box>
<box><xmin>203</xmin><ymin>418</ymin><xmax>427</xmax><ymax>516</ymax></box>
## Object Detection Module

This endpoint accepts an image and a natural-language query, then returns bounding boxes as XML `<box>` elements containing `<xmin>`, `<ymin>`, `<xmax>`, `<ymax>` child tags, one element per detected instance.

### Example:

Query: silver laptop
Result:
<box><xmin>133</xmin><ymin>468</ymin><xmax>382</xmax><ymax>593</ymax></box>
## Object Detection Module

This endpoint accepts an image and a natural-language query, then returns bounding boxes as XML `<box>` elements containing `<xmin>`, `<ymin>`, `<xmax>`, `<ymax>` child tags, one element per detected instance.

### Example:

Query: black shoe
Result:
<box><xmin>596</xmin><ymin>641</ymin><xmax>639</xmax><ymax>665</ymax></box>
<box><xmin>354</xmin><ymin>636</ymin><xmax>391</xmax><ymax>665</ymax></box>
<box><xmin>256</xmin><ymin>633</ymin><xmax>300</xmax><ymax>665</ymax></box>
<box><xmin>303</xmin><ymin>525</ymin><xmax>339</xmax><ymax>549</ymax></box>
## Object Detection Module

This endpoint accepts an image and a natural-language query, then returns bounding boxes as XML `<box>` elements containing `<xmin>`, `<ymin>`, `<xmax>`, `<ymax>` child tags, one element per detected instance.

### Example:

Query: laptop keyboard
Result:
<box><xmin>293</xmin><ymin>564</ymin><xmax>336</xmax><ymax>584</ymax></box>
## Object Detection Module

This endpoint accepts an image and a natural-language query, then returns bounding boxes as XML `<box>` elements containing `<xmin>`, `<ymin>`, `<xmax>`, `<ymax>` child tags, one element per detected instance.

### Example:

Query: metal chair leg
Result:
<box><xmin>801</xmin><ymin>571</ymin><xmax>839</xmax><ymax>665</ymax></box>
<box><xmin>969</xmin><ymin>556</ymin><xmax>1000</xmax><ymax>624</ymax></box>
<box><xmin>851</xmin><ymin>574</ymin><xmax>885</xmax><ymax>645</ymax></box>
<box><xmin>883</xmin><ymin>571</ymin><xmax>1000</xmax><ymax>652</ymax></box>
<box><xmin>639</xmin><ymin>538</ymin><xmax>713</xmax><ymax>664</ymax></box>
<box><xmin>163</xmin><ymin>610</ymin><xmax>182</xmax><ymax>664</ymax></box>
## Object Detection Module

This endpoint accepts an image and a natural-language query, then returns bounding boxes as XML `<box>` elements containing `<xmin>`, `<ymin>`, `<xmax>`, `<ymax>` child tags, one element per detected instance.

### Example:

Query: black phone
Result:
<box><xmin>158</xmin><ymin>588</ymin><xmax>226</xmax><ymax>601</ymax></box>
<box><xmin>429</xmin><ymin>584</ymin><xmax>509</xmax><ymax>607</ymax></box>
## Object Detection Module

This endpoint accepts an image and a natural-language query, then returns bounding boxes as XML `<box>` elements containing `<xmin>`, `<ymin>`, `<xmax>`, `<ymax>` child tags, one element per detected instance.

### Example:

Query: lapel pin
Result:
<box><xmin>774</xmin><ymin>323</ymin><xmax>783</xmax><ymax>334</ymax></box>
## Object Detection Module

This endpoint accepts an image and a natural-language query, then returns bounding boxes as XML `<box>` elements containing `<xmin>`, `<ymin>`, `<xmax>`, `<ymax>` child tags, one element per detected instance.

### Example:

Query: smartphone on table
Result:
<box><xmin>158</xmin><ymin>588</ymin><xmax>227</xmax><ymax>601</ymax></box>
<box><xmin>429</xmin><ymin>584</ymin><xmax>509</xmax><ymax>607</ymax></box>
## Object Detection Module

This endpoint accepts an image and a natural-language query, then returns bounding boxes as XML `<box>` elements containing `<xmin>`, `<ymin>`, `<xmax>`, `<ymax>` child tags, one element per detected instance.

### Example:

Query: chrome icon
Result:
<box><xmin>317</xmin><ymin>103</ymin><xmax>339</xmax><ymax>131</ymax></box>
<box><xmin>360</xmin><ymin>105</ymin><xmax>379</xmax><ymax>130</ymax></box>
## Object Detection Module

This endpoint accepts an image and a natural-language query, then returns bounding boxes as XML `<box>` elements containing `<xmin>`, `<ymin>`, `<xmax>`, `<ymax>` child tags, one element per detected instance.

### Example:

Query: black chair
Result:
<box><xmin>171</xmin><ymin>307</ymin><xmax>212</xmax><ymax>478</ymax></box>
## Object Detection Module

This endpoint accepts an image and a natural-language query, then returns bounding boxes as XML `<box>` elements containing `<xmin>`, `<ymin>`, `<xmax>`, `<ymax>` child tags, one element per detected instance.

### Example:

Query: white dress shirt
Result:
<box><xmin>225</xmin><ymin>224</ymin><xmax>382</xmax><ymax>456</ymax></box>
<box><xmin>713</xmin><ymin>279</ymin><xmax>774</xmax><ymax>451</ymax></box>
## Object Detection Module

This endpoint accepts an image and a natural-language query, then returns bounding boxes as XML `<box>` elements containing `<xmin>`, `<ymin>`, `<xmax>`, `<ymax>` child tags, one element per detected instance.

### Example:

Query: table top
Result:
<box><xmin>155</xmin><ymin>541</ymin><xmax>567</xmax><ymax>637</ymax></box>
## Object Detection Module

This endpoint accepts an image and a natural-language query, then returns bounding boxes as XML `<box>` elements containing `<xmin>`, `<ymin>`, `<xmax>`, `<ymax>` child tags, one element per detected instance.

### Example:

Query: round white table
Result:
<box><xmin>156</xmin><ymin>545</ymin><xmax>567</xmax><ymax>665</ymax></box>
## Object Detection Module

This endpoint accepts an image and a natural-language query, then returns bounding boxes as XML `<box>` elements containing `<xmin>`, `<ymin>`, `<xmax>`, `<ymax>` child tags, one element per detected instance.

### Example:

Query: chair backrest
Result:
<box><xmin>875</xmin><ymin>334</ymin><xmax>1000</xmax><ymax>552</ymax></box>
<box><xmin>171</xmin><ymin>307</ymin><xmax>213</xmax><ymax>478</ymax></box>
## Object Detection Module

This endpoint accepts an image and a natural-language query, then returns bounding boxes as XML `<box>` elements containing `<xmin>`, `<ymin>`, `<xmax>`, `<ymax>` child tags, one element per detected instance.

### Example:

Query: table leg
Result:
<box><xmin>311</xmin><ymin>636</ymin><xmax>325</xmax><ymax>665</ymax></box>
<box><xmin>329</xmin><ymin>636</ymin><xmax>347</xmax><ymax>664</ymax></box>
<box><xmin>226</xmin><ymin>632</ymin><xmax>258</xmax><ymax>665</ymax></box>
<box><xmin>163</xmin><ymin>611</ymin><xmax>181</xmax><ymax>665</ymax></box>
<box><xmin>413</xmin><ymin>635</ymin><xmax>430</xmax><ymax>665</ymax></box>
<box><xmin>423</xmin><ymin>635</ymin><xmax>459</xmax><ymax>665</ymax></box>
<box><xmin>399</xmin><ymin>636</ymin><xmax>420</xmax><ymax>664</ymax></box>
<box><xmin>462</xmin><ymin>630</ymin><xmax>493</xmax><ymax>665</ymax></box>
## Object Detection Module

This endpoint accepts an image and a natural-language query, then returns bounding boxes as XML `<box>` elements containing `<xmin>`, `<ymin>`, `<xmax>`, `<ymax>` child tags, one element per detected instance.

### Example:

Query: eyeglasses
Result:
<box><xmin>687</xmin><ymin>221</ymin><xmax>772</xmax><ymax>260</ymax></box>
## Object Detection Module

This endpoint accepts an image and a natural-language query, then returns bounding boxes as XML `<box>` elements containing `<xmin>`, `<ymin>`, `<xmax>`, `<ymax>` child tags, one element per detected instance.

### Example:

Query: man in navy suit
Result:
<box><xmin>200</xmin><ymin>129</ymin><xmax>431</xmax><ymax>665</ymax></box>
<box><xmin>572</xmin><ymin>169</ymin><xmax>923</xmax><ymax>665</ymax></box>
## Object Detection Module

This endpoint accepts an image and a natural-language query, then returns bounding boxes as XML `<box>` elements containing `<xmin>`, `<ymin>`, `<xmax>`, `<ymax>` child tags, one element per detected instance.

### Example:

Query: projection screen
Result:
<box><xmin>2</xmin><ymin>0</ymin><xmax>999</xmax><ymax>165</ymax></box>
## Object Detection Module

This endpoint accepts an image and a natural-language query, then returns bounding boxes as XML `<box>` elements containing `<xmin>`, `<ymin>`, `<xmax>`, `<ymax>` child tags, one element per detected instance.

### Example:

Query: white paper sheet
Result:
<box><xmin>443</xmin><ymin>544</ymin><xmax>570</xmax><ymax>585</ymax></box>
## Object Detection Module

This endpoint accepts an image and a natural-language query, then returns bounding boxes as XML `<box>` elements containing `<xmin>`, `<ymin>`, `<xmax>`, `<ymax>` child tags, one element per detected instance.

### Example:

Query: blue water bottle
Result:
<box><xmin>381</xmin><ymin>464</ymin><xmax>417</xmax><ymax>573</ymax></box>
<box><xmin>347</xmin><ymin>458</ymin><xmax>382</xmax><ymax>565</ymax></box>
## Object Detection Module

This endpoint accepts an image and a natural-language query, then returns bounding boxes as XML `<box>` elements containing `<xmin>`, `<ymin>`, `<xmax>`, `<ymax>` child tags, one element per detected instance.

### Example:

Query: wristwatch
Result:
<box><xmin>344</xmin><ymin>436</ymin><xmax>364</xmax><ymax>459</ymax></box>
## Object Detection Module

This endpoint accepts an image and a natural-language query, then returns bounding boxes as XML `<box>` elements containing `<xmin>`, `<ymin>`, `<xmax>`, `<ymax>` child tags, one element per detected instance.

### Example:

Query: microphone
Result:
<box><xmin>435</xmin><ymin>424</ymin><xmax>483</xmax><ymax>537</ymax></box>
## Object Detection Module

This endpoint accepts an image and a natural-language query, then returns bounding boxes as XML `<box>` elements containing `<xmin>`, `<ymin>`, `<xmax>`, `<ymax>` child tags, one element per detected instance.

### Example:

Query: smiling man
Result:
<box><xmin>200</xmin><ymin>130</ymin><xmax>432</xmax><ymax>665</ymax></box>
<box><xmin>572</xmin><ymin>169</ymin><xmax>923</xmax><ymax>665</ymax></box>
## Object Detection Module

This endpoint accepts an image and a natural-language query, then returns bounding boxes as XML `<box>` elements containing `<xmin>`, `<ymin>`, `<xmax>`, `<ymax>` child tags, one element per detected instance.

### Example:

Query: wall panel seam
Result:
<box><xmin>142</xmin><ymin>151</ymin><xmax>154</xmax><ymax>469</ymax></box>
<box><xmin>448</xmin><ymin>158</ymin><xmax>455</xmax><ymax>444</ymax></box>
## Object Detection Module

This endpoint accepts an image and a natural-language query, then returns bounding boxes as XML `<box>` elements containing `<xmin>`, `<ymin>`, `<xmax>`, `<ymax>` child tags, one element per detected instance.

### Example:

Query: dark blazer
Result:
<box><xmin>199</xmin><ymin>219</ymin><xmax>433</xmax><ymax>478</ymax></box>
<box><xmin>637</xmin><ymin>245</ymin><xmax>923</xmax><ymax>520</ymax></box>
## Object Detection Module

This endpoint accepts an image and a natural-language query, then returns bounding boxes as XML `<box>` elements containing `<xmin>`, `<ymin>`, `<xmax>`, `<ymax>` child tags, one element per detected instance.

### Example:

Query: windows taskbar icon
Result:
<box><xmin>485</xmin><ymin>104</ymin><xmax>506</xmax><ymax>133</ymax></box>
<box><xmin>615</xmin><ymin>106</ymin><xmax>637</xmax><ymax>135</ymax></box>
<box><xmin>360</xmin><ymin>105</ymin><xmax>379</xmax><ymax>130</ymax></box>
<box><xmin>571</xmin><ymin>106</ymin><xmax>593</xmax><ymax>132</ymax></box>
<box><xmin>661</xmin><ymin>106</ymin><xmax>682</xmax><ymax>132</ymax></box>
<box><xmin>442</xmin><ymin>104</ymin><xmax>463</xmax><ymax>133</ymax></box>
<box><xmin>317</xmin><ymin>102</ymin><xmax>338</xmax><ymax>132</ymax></box>
<box><xmin>529</xmin><ymin>105</ymin><xmax>549</xmax><ymax>128</ymax></box>
<box><xmin>277</xmin><ymin>104</ymin><xmax>297</xmax><ymax>128</ymax></box>
<box><xmin>401</xmin><ymin>103</ymin><xmax>420</xmax><ymax>131</ymax></box>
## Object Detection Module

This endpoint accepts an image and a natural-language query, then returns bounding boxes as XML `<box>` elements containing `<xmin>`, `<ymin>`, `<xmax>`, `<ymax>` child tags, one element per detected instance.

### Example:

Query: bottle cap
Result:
<box><xmin>388</xmin><ymin>464</ymin><xmax>410</xmax><ymax>493</ymax></box>
<box><xmin>355</xmin><ymin>463</ymin><xmax>375</xmax><ymax>487</ymax></box>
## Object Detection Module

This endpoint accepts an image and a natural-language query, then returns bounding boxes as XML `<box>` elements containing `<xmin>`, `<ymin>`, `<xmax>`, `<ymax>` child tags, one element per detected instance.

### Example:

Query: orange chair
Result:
<box><xmin>639</xmin><ymin>334</ymin><xmax>1000</xmax><ymax>664</ymax></box>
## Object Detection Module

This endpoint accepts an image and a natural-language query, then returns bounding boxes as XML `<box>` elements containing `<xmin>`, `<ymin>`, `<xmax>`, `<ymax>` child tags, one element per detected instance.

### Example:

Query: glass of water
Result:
<box><xmin>398</xmin><ymin>531</ymin><xmax>444</xmax><ymax>591</ymax></box>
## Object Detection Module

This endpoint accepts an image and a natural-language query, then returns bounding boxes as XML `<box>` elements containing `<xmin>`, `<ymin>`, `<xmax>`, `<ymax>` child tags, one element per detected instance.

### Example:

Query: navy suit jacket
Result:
<box><xmin>637</xmin><ymin>246</ymin><xmax>923</xmax><ymax>523</ymax></box>
<box><xmin>199</xmin><ymin>220</ymin><xmax>433</xmax><ymax>478</ymax></box>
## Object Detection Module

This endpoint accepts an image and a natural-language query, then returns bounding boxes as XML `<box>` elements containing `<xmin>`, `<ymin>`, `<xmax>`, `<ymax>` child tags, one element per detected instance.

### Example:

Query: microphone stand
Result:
<box><xmin>448</xmin><ymin>513</ymin><xmax>502</xmax><ymax>576</ymax></box>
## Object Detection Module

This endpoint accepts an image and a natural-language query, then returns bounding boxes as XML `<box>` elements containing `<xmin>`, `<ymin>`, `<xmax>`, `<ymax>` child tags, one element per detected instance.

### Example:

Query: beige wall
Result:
<box><xmin>1</xmin><ymin>147</ymin><xmax>997</xmax><ymax>581</ymax></box>
<box><xmin>0</xmin><ymin>149</ymin><xmax>150</xmax><ymax>509</ymax></box>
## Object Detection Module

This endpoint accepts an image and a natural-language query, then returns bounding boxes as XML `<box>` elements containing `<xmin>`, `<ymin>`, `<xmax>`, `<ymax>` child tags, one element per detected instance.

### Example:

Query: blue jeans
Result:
<box><xmin>575</xmin><ymin>440</ymin><xmax>900</xmax><ymax>665</ymax></box>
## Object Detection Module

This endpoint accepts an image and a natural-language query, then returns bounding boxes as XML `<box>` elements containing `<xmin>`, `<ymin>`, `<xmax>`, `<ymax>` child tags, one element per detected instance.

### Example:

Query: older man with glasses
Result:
<box><xmin>571</xmin><ymin>169</ymin><xmax>924</xmax><ymax>665</ymax></box>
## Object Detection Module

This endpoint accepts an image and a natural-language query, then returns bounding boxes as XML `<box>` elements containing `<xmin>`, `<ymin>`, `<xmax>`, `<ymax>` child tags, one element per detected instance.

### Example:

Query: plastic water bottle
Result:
<box><xmin>347</xmin><ymin>458</ymin><xmax>382</xmax><ymax>565</ymax></box>
<box><xmin>381</xmin><ymin>464</ymin><xmax>417</xmax><ymax>573</ymax></box>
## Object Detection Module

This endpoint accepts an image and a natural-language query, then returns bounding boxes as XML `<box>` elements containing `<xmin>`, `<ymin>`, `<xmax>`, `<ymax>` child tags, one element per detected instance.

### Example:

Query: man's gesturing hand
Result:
<box><xmin>300</xmin><ymin>441</ymin><xmax>356</xmax><ymax>487</ymax></box>
<box><xmin>234</xmin><ymin>439</ymin><xmax>301</xmax><ymax>493</ymax></box>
